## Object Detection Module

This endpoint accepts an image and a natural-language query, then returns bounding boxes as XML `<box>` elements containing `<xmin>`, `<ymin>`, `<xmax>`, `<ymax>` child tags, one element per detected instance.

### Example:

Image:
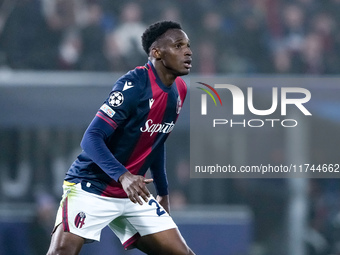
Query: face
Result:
<box><xmin>154</xmin><ymin>29</ymin><xmax>192</xmax><ymax>76</ymax></box>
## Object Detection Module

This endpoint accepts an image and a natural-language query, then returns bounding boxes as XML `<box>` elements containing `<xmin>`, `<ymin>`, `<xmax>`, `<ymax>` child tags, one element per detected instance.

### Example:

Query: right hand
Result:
<box><xmin>119</xmin><ymin>171</ymin><xmax>153</xmax><ymax>205</ymax></box>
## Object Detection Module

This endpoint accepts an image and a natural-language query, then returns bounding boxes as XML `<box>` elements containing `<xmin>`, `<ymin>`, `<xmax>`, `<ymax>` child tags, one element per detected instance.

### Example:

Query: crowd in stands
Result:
<box><xmin>0</xmin><ymin>0</ymin><xmax>340</xmax><ymax>74</ymax></box>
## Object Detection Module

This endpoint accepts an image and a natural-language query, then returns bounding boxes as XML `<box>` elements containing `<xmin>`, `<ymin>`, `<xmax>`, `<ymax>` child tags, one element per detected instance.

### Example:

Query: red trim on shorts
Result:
<box><xmin>62</xmin><ymin>197</ymin><xmax>70</xmax><ymax>232</ymax></box>
<box><xmin>123</xmin><ymin>232</ymin><xmax>141</xmax><ymax>250</ymax></box>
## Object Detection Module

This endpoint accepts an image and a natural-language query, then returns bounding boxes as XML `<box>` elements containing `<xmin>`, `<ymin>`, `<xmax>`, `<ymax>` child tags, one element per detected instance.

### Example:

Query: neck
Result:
<box><xmin>150</xmin><ymin>58</ymin><xmax>176</xmax><ymax>87</ymax></box>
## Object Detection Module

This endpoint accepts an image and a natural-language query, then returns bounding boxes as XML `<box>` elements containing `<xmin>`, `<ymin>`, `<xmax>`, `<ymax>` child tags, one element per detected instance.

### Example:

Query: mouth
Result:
<box><xmin>184</xmin><ymin>59</ymin><xmax>192</xmax><ymax>69</ymax></box>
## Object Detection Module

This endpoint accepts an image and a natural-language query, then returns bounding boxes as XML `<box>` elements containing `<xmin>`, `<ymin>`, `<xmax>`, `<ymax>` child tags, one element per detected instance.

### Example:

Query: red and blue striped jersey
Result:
<box><xmin>65</xmin><ymin>61</ymin><xmax>187</xmax><ymax>198</ymax></box>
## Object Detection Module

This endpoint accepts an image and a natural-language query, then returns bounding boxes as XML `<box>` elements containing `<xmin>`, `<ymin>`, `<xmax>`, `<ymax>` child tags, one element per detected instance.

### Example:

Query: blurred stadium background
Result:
<box><xmin>0</xmin><ymin>0</ymin><xmax>340</xmax><ymax>254</ymax></box>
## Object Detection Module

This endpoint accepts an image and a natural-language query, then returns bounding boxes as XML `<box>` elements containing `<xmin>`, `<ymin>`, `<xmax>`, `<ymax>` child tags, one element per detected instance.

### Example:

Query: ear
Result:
<box><xmin>151</xmin><ymin>47</ymin><xmax>161</xmax><ymax>60</ymax></box>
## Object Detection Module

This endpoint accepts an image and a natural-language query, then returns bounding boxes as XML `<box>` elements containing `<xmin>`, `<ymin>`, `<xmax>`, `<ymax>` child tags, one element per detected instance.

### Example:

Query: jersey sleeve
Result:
<box><xmin>102</xmin><ymin>76</ymin><xmax>141</xmax><ymax>127</ymax></box>
<box><xmin>80</xmin><ymin>116</ymin><xmax>128</xmax><ymax>182</ymax></box>
<box><xmin>80</xmin><ymin>69</ymin><xmax>145</xmax><ymax>182</ymax></box>
<box><xmin>149</xmin><ymin>144</ymin><xmax>169</xmax><ymax>196</ymax></box>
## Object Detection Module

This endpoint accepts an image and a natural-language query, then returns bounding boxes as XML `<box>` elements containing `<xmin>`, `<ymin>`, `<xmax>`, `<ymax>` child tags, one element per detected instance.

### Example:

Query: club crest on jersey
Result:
<box><xmin>74</xmin><ymin>212</ymin><xmax>86</xmax><ymax>229</ymax></box>
<box><xmin>176</xmin><ymin>95</ymin><xmax>182</xmax><ymax>114</ymax></box>
<box><xmin>109</xmin><ymin>91</ymin><xmax>124</xmax><ymax>107</ymax></box>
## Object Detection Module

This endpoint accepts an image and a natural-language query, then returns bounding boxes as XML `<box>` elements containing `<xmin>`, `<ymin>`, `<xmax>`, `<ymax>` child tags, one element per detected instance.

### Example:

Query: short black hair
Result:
<box><xmin>141</xmin><ymin>21</ymin><xmax>182</xmax><ymax>55</ymax></box>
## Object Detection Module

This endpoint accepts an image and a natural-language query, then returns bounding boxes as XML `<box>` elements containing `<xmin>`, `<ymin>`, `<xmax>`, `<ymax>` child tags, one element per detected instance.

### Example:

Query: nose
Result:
<box><xmin>185</xmin><ymin>46</ymin><xmax>192</xmax><ymax>56</ymax></box>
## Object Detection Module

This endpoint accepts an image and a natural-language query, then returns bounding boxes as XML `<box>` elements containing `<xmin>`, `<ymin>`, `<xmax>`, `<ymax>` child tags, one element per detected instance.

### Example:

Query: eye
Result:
<box><xmin>175</xmin><ymin>44</ymin><xmax>182</xmax><ymax>49</ymax></box>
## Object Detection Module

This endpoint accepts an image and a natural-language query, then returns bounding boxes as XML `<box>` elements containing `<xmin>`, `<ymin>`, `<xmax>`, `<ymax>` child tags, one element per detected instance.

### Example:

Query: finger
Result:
<box><xmin>130</xmin><ymin>197</ymin><xmax>137</xmax><ymax>204</ymax></box>
<box><xmin>129</xmin><ymin>192</ymin><xmax>143</xmax><ymax>205</ymax></box>
<box><xmin>135</xmin><ymin>194</ymin><xmax>144</xmax><ymax>205</ymax></box>
<box><xmin>127</xmin><ymin>186</ymin><xmax>141</xmax><ymax>205</ymax></box>
<box><xmin>127</xmin><ymin>188</ymin><xmax>137</xmax><ymax>204</ymax></box>
<box><xmin>135</xmin><ymin>183</ymin><xmax>150</xmax><ymax>201</ymax></box>
<box><xmin>143</xmin><ymin>178</ymin><xmax>153</xmax><ymax>184</ymax></box>
<box><xmin>132</xmin><ymin>185</ymin><xmax>147</xmax><ymax>205</ymax></box>
<box><xmin>128</xmin><ymin>194</ymin><xmax>137</xmax><ymax>204</ymax></box>
<box><xmin>138</xmin><ymin>185</ymin><xmax>151</xmax><ymax>202</ymax></box>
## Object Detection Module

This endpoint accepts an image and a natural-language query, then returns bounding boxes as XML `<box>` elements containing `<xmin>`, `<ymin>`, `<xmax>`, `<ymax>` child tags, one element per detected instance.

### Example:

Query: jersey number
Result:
<box><xmin>148</xmin><ymin>199</ymin><xmax>166</xmax><ymax>216</ymax></box>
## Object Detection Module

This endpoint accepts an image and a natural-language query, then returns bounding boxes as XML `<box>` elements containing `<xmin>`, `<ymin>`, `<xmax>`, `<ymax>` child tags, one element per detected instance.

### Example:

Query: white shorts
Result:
<box><xmin>54</xmin><ymin>183</ymin><xmax>177</xmax><ymax>249</ymax></box>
